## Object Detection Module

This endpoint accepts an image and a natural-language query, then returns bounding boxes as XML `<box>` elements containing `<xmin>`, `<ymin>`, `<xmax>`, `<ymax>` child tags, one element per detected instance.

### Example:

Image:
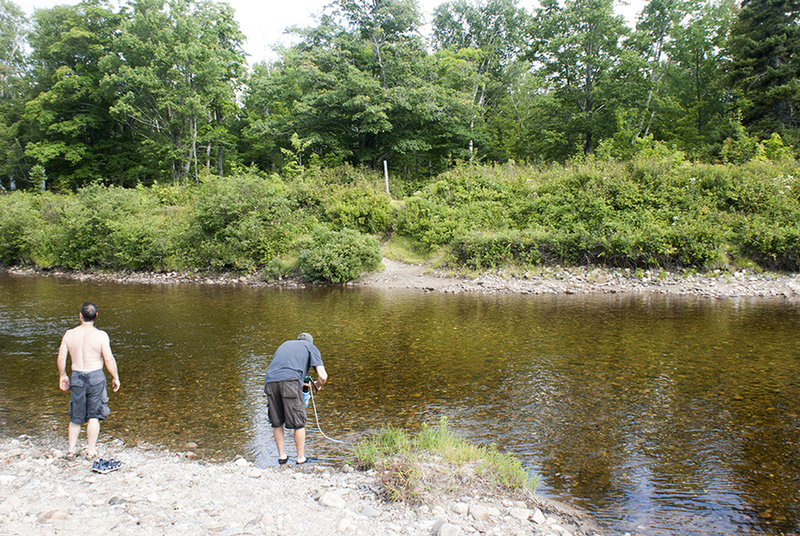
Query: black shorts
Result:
<box><xmin>265</xmin><ymin>379</ymin><xmax>306</xmax><ymax>429</ymax></box>
<box><xmin>69</xmin><ymin>370</ymin><xmax>109</xmax><ymax>424</ymax></box>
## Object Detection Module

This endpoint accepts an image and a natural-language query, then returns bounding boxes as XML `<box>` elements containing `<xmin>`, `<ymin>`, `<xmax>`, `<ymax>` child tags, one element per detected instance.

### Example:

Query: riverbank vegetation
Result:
<box><xmin>2</xmin><ymin>157</ymin><xmax>799</xmax><ymax>282</ymax></box>
<box><xmin>352</xmin><ymin>418</ymin><xmax>538</xmax><ymax>503</ymax></box>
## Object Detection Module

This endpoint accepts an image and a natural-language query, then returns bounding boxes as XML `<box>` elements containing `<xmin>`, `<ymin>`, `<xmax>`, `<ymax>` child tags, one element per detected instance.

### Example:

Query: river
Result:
<box><xmin>1</xmin><ymin>271</ymin><xmax>798</xmax><ymax>535</ymax></box>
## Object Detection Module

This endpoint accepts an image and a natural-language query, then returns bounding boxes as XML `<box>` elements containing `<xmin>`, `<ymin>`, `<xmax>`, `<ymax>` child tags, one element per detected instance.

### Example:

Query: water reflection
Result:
<box><xmin>1</xmin><ymin>271</ymin><xmax>799</xmax><ymax>535</ymax></box>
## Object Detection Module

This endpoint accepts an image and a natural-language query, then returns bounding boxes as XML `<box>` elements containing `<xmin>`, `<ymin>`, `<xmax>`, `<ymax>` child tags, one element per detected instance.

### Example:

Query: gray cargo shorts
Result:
<box><xmin>69</xmin><ymin>369</ymin><xmax>110</xmax><ymax>424</ymax></box>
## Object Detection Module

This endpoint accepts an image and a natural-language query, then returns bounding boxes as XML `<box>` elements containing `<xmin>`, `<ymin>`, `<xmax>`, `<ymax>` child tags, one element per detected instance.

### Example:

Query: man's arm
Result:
<box><xmin>313</xmin><ymin>366</ymin><xmax>327</xmax><ymax>391</ymax></box>
<box><xmin>57</xmin><ymin>335</ymin><xmax>70</xmax><ymax>391</ymax></box>
<box><xmin>100</xmin><ymin>331</ymin><xmax>121</xmax><ymax>392</ymax></box>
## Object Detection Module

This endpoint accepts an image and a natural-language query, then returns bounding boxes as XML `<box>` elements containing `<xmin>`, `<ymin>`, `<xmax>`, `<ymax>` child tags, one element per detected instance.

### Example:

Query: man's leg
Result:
<box><xmin>68</xmin><ymin>422</ymin><xmax>82</xmax><ymax>454</ymax></box>
<box><xmin>273</xmin><ymin>426</ymin><xmax>286</xmax><ymax>459</ymax></box>
<box><xmin>86</xmin><ymin>418</ymin><xmax>100</xmax><ymax>457</ymax></box>
<box><xmin>294</xmin><ymin>427</ymin><xmax>306</xmax><ymax>463</ymax></box>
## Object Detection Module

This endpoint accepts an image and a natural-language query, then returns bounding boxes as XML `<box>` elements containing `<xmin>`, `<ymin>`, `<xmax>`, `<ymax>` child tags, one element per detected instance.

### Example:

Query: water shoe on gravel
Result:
<box><xmin>92</xmin><ymin>458</ymin><xmax>123</xmax><ymax>474</ymax></box>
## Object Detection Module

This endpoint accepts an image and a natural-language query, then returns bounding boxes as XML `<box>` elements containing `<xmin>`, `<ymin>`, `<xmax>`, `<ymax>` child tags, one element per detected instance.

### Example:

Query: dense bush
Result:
<box><xmin>189</xmin><ymin>173</ymin><xmax>301</xmax><ymax>271</ymax></box>
<box><xmin>0</xmin><ymin>193</ymin><xmax>39</xmax><ymax>265</ymax></box>
<box><xmin>398</xmin><ymin>159</ymin><xmax>800</xmax><ymax>271</ymax></box>
<box><xmin>297</xmin><ymin>227</ymin><xmax>381</xmax><ymax>283</ymax></box>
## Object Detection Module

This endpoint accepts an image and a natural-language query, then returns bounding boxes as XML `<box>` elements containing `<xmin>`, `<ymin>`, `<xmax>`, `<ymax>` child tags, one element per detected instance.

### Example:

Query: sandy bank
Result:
<box><xmin>0</xmin><ymin>436</ymin><xmax>605</xmax><ymax>536</ymax></box>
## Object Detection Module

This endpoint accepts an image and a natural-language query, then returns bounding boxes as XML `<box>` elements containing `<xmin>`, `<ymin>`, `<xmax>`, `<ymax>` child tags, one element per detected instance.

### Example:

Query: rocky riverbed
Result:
<box><xmin>1</xmin><ymin>436</ymin><xmax>605</xmax><ymax>536</ymax></box>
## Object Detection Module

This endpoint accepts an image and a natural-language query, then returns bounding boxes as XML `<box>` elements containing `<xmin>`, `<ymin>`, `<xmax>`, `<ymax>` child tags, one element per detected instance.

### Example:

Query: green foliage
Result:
<box><xmin>297</xmin><ymin>227</ymin><xmax>381</xmax><ymax>283</ymax></box>
<box><xmin>189</xmin><ymin>173</ymin><xmax>297</xmax><ymax>271</ymax></box>
<box><xmin>0</xmin><ymin>192</ymin><xmax>38</xmax><ymax>264</ymax></box>
<box><xmin>395</xmin><ymin>159</ymin><xmax>800</xmax><ymax>271</ymax></box>
<box><xmin>3</xmin><ymin>161</ymin><xmax>799</xmax><ymax>275</ymax></box>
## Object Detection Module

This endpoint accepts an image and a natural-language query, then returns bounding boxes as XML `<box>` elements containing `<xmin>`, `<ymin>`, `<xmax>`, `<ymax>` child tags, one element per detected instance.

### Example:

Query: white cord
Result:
<box><xmin>309</xmin><ymin>387</ymin><xmax>345</xmax><ymax>444</ymax></box>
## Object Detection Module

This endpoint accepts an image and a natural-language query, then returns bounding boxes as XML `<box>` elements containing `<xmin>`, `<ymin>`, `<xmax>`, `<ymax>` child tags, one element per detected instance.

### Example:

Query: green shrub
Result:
<box><xmin>297</xmin><ymin>227</ymin><xmax>381</xmax><ymax>283</ymax></box>
<box><xmin>394</xmin><ymin>196</ymin><xmax>459</xmax><ymax>247</ymax></box>
<box><xmin>0</xmin><ymin>193</ymin><xmax>39</xmax><ymax>265</ymax></box>
<box><xmin>190</xmin><ymin>173</ymin><xmax>300</xmax><ymax>270</ymax></box>
<box><xmin>322</xmin><ymin>186</ymin><xmax>391</xmax><ymax>234</ymax></box>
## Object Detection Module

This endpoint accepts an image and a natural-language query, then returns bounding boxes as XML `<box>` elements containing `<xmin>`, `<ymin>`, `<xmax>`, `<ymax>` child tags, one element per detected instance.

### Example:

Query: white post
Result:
<box><xmin>383</xmin><ymin>160</ymin><xmax>390</xmax><ymax>196</ymax></box>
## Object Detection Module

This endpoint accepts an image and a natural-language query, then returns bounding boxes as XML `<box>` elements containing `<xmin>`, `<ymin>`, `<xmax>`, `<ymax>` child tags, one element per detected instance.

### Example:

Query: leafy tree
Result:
<box><xmin>726</xmin><ymin>0</ymin><xmax>800</xmax><ymax>141</ymax></box>
<box><xmin>240</xmin><ymin>0</ymin><xmax>477</xmax><ymax>176</ymax></box>
<box><xmin>527</xmin><ymin>0</ymin><xmax>629</xmax><ymax>157</ymax></box>
<box><xmin>24</xmin><ymin>1</ymin><xmax>123</xmax><ymax>190</ymax></box>
<box><xmin>335</xmin><ymin>0</ymin><xmax>420</xmax><ymax>87</ymax></box>
<box><xmin>626</xmin><ymin>0</ymin><xmax>690</xmax><ymax>141</ymax></box>
<box><xmin>662</xmin><ymin>0</ymin><xmax>735</xmax><ymax>156</ymax></box>
<box><xmin>0</xmin><ymin>0</ymin><xmax>29</xmax><ymax>189</ymax></box>
<box><xmin>431</xmin><ymin>0</ymin><xmax>529</xmax><ymax>162</ymax></box>
<box><xmin>103</xmin><ymin>0</ymin><xmax>246</xmax><ymax>183</ymax></box>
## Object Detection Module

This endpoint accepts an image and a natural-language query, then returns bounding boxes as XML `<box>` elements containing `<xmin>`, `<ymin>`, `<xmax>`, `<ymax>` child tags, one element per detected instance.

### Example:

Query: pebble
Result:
<box><xmin>38</xmin><ymin>510</ymin><xmax>69</xmax><ymax>521</ymax></box>
<box><xmin>452</xmin><ymin>501</ymin><xmax>469</xmax><ymax>514</ymax></box>
<box><xmin>360</xmin><ymin>504</ymin><xmax>381</xmax><ymax>518</ymax></box>
<box><xmin>437</xmin><ymin>522</ymin><xmax>465</xmax><ymax>536</ymax></box>
<box><xmin>509</xmin><ymin>507</ymin><xmax>532</xmax><ymax>520</ymax></box>
<box><xmin>468</xmin><ymin>502</ymin><xmax>490</xmax><ymax>521</ymax></box>
<box><xmin>532</xmin><ymin>508</ymin><xmax>546</xmax><ymax>524</ymax></box>
<box><xmin>337</xmin><ymin>518</ymin><xmax>357</xmax><ymax>532</ymax></box>
<box><xmin>319</xmin><ymin>491</ymin><xmax>347</xmax><ymax>509</ymax></box>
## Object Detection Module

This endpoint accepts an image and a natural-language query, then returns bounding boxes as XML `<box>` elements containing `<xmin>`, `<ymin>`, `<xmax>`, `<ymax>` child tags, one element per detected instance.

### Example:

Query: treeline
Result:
<box><xmin>1</xmin><ymin>0</ymin><xmax>799</xmax><ymax>191</ymax></box>
<box><xmin>2</xmin><ymin>156</ymin><xmax>799</xmax><ymax>280</ymax></box>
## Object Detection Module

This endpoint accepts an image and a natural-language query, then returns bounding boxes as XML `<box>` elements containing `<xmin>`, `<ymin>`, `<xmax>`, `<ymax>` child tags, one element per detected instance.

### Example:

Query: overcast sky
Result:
<box><xmin>14</xmin><ymin>0</ymin><xmax>645</xmax><ymax>65</ymax></box>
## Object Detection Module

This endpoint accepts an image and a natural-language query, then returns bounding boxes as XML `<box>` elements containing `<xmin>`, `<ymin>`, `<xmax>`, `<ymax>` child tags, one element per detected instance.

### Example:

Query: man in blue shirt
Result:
<box><xmin>264</xmin><ymin>333</ymin><xmax>327</xmax><ymax>464</ymax></box>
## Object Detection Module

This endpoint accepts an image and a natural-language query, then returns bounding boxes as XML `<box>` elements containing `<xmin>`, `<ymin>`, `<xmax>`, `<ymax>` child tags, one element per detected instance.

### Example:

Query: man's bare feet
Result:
<box><xmin>84</xmin><ymin>449</ymin><xmax>98</xmax><ymax>460</ymax></box>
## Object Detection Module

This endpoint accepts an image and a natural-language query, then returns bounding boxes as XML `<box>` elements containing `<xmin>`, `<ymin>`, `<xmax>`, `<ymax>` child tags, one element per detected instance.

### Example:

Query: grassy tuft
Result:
<box><xmin>352</xmin><ymin>417</ymin><xmax>539</xmax><ymax>504</ymax></box>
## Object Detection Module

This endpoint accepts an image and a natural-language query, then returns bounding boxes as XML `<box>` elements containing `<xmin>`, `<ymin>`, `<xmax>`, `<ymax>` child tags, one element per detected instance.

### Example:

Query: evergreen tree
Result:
<box><xmin>726</xmin><ymin>0</ymin><xmax>800</xmax><ymax>141</ymax></box>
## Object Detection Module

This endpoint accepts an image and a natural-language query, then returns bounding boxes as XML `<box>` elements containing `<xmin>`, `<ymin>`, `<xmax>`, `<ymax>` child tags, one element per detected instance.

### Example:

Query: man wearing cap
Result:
<box><xmin>264</xmin><ymin>333</ymin><xmax>327</xmax><ymax>464</ymax></box>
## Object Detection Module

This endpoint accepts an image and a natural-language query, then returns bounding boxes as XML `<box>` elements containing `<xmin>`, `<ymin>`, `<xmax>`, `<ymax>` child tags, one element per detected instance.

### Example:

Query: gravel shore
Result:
<box><xmin>353</xmin><ymin>260</ymin><xmax>800</xmax><ymax>300</ymax></box>
<box><xmin>7</xmin><ymin>259</ymin><xmax>800</xmax><ymax>300</ymax></box>
<box><xmin>1</xmin><ymin>436</ymin><xmax>605</xmax><ymax>536</ymax></box>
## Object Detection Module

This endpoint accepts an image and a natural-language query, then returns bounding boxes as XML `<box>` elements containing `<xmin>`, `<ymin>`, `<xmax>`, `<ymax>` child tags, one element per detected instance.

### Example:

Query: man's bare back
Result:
<box><xmin>61</xmin><ymin>324</ymin><xmax>109</xmax><ymax>370</ymax></box>
<box><xmin>58</xmin><ymin>322</ymin><xmax>120</xmax><ymax>392</ymax></box>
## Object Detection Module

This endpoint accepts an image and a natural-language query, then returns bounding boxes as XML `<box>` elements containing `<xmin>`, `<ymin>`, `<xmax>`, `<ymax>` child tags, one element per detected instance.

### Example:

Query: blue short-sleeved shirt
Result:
<box><xmin>264</xmin><ymin>340</ymin><xmax>323</xmax><ymax>385</ymax></box>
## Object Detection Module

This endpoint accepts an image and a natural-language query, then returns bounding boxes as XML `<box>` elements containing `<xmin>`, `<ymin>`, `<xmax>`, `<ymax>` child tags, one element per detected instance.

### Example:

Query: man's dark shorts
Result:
<box><xmin>265</xmin><ymin>379</ymin><xmax>306</xmax><ymax>429</ymax></box>
<box><xmin>69</xmin><ymin>370</ymin><xmax>110</xmax><ymax>424</ymax></box>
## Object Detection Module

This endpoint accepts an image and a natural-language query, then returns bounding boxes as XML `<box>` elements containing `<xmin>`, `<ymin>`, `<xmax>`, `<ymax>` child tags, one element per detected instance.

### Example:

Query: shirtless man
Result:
<box><xmin>57</xmin><ymin>302</ymin><xmax>121</xmax><ymax>458</ymax></box>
